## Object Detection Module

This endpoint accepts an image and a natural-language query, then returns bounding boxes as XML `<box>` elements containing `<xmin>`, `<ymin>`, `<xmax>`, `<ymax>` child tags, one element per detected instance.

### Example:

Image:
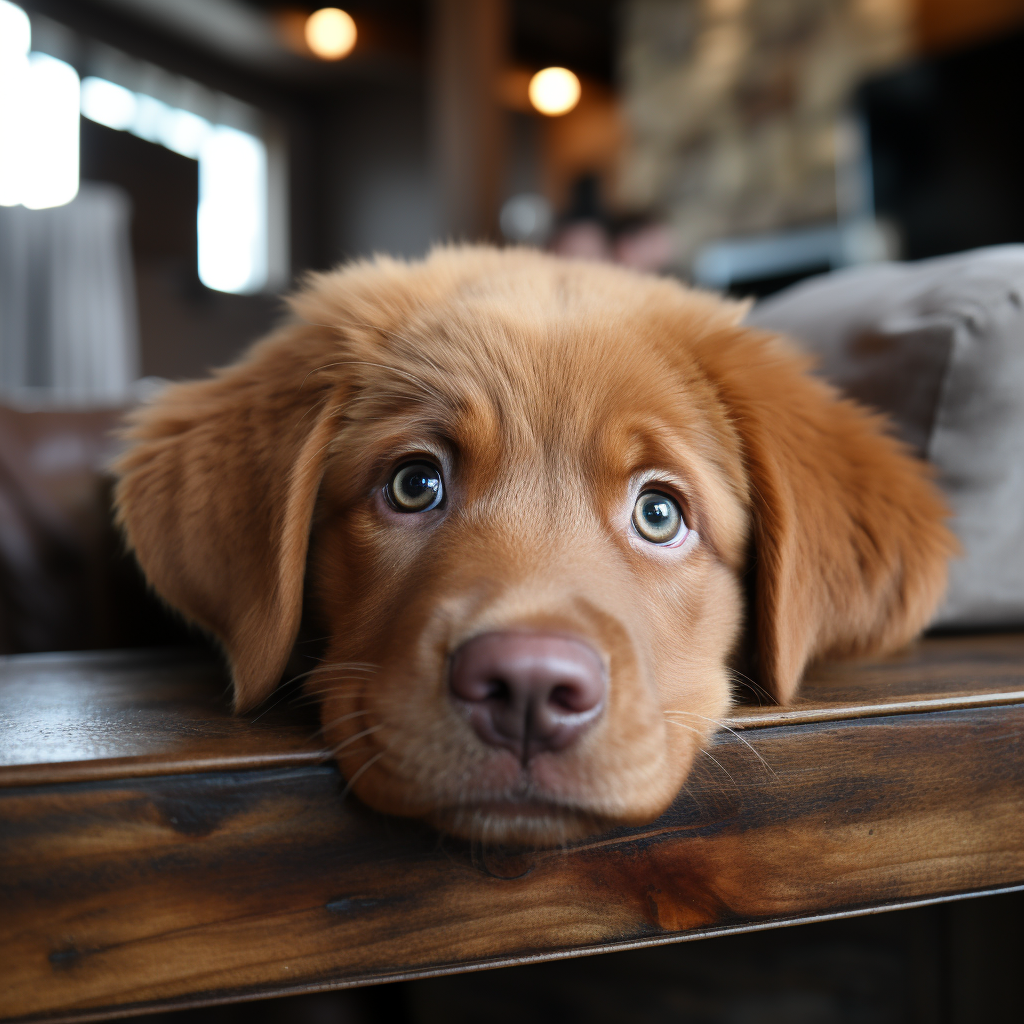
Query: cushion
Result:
<box><xmin>747</xmin><ymin>246</ymin><xmax>1024</xmax><ymax>629</ymax></box>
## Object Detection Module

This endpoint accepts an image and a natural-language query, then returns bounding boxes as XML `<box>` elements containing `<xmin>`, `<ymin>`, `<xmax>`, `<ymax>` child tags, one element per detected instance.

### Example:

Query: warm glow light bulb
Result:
<box><xmin>528</xmin><ymin>67</ymin><xmax>581</xmax><ymax>116</ymax></box>
<box><xmin>305</xmin><ymin>8</ymin><xmax>357</xmax><ymax>60</ymax></box>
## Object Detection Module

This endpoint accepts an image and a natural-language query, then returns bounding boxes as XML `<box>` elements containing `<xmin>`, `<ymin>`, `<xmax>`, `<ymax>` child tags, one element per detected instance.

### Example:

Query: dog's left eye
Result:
<box><xmin>632</xmin><ymin>490</ymin><xmax>686</xmax><ymax>545</ymax></box>
<box><xmin>386</xmin><ymin>461</ymin><xmax>444</xmax><ymax>512</ymax></box>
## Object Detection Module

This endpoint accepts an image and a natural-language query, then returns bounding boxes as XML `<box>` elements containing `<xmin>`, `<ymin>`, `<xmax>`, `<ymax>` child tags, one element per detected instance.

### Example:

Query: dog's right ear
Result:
<box><xmin>114</xmin><ymin>323</ymin><xmax>343</xmax><ymax>711</ymax></box>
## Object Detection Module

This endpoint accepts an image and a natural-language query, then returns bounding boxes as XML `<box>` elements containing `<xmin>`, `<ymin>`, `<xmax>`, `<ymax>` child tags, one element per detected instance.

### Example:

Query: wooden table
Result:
<box><xmin>2</xmin><ymin>635</ymin><xmax>1023</xmax><ymax>1023</ymax></box>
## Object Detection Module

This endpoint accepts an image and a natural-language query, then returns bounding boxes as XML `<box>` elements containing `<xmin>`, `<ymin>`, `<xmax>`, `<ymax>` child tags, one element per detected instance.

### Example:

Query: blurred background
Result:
<box><xmin>3</xmin><ymin>0</ymin><xmax>1024</xmax><ymax>390</ymax></box>
<box><xmin>4</xmin><ymin>0</ymin><xmax>1024</xmax><ymax>659</ymax></box>
<box><xmin>1</xmin><ymin>0</ymin><xmax>1024</xmax><ymax>710</ymax></box>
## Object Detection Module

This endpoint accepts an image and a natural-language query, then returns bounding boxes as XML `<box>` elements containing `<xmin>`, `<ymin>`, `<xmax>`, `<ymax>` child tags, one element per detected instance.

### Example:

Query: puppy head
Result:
<box><xmin>115</xmin><ymin>247</ymin><xmax>954</xmax><ymax>845</ymax></box>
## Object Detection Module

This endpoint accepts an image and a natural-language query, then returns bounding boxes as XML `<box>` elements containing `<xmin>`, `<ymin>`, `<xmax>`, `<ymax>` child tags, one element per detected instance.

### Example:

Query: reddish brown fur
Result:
<box><xmin>114</xmin><ymin>246</ymin><xmax>955</xmax><ymax>845</ymax></box>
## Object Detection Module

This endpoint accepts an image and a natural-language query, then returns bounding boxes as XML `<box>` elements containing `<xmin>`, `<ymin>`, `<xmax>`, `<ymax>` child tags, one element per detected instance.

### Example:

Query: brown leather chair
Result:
<box><xmin>0</xmin><ymin>404</ymin><xmax>195</xmax><ymax>654</ymax></box>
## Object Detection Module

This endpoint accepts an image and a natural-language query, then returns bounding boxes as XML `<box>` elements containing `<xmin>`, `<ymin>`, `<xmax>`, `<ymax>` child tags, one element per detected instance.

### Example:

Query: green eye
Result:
<box><xmin>632</xmin><ymin>490</ymin><xmax>685</xmax><ymax>545</ymax></box>
<box><xmin>386</xmin><ymin>461</ymin><xmax>443</xmax><ymax>513</ymax></box>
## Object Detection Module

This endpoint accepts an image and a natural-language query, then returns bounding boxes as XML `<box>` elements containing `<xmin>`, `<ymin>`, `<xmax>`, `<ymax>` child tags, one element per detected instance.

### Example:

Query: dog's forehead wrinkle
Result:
<box><xmin>345</xmin><ymin>358</ymin><xmax>460</xmax><ymax>415</ymax></box>
<box><xmin>354</xmin><ymin>307</ymin><xmax>678</xmax><ymax>474</ymax></box>
<box><xmin>400</xmin><ymin>296</ymin><xmax>636</xmax><ymax>389</ymax></box>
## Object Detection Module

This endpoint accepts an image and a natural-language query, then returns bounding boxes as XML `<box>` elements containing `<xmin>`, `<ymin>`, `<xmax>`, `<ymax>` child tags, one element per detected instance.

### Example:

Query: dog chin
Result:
<box><xmin>427</xmin><ymin>799</ymin><xmax>617</xmax><ymax>848</ymax></box>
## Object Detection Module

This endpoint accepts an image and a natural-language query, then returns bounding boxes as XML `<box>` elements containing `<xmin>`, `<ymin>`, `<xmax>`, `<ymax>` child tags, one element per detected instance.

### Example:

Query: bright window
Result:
<box><xmin>80</xmin><ymin>74</ymin><xmax>268</xmax><ymax>295</ymax></box>
<box><xmin>1</xmin><ymin>1</ymin><xmax>270</xmax><ymax>294</ymax></box>
<box><xmin>0</xmin><ymin>1</ymin><xmax>80</xmax><ymax>210</ymax></box>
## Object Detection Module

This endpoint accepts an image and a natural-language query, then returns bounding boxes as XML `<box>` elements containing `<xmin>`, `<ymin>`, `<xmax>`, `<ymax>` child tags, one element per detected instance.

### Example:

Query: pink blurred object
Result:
<box><xmin>550</xmin><ymin>221</ymin><xmax>613</xmax><ymax>262</ymax></box>
<box><xmin>615</xmin><ymin>222</ymin><xmax>676</xmax><ymax>273</ymax></box>
<box><xmin>550</xmin><ymin>218</ymin><xmax>675</xmax><ymax>273</ymax></box>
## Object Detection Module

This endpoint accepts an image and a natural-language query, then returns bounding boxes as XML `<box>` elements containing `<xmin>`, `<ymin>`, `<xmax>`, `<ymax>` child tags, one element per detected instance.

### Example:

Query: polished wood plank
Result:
<box><xmin>0</xmin><ymin>649</ymin><xmax>322</xmax><ymax>787</ymax></box>
<box><xmin>732</xmin><ymin>632</ymin><xmax>1024</xmax><ymax>728</ymax></box>
<box><xmin>2</xmin><ymin>699</ymin><xmax>1023</xmax><ymax>1021</ymax></box>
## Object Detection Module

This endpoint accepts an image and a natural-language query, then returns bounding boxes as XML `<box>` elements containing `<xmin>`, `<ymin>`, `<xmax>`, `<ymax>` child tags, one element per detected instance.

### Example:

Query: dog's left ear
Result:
<box><xmin>114</xmin><ymin>324</ymin><xmax>343</xmax><ymax>711</ymax></box>
<box><xmin>697</xmin><ymin>327</ymin><xmax>956</xmax><ymax>703</ymax></box>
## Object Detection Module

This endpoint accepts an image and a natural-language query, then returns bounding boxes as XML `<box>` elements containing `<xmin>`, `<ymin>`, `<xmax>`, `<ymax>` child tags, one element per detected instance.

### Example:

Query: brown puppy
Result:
<box><xmin>115</xmin><ymin>246</ymin><xmax>955</xmax><ymax>846</ymax></box>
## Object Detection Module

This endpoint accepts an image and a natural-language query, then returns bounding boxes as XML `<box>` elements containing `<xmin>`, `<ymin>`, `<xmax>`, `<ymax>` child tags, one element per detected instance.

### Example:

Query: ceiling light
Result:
<box><xmin>305</xmin><ymin>8</ymin><xmax>357</xmax><ymax>61</ymax></box>
<box><xmin>528</xmin><ymin>67</ymin><xmax>581</xmax><ymax>117</ymax></box>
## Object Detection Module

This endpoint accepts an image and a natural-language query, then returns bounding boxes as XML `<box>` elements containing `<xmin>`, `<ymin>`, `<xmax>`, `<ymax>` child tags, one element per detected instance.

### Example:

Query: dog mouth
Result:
<box><xmin>427</xmin><ymin>792</ymin><xmax>614</xmax><ymax>846</ymax></box>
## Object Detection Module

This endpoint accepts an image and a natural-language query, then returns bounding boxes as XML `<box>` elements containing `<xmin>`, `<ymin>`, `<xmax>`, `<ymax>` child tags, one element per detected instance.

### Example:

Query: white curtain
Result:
<box><xmin>0</xmin><ymin>182</ymin><xmax>139</xmax><ymax>404</ymax></box>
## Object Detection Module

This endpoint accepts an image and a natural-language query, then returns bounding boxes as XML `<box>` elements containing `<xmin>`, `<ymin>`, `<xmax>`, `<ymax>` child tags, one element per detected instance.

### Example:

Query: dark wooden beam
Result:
<box><xmin>430</xmin><ymin>0</ymin><xmax>507</xmax><ymax>242</ymax></box>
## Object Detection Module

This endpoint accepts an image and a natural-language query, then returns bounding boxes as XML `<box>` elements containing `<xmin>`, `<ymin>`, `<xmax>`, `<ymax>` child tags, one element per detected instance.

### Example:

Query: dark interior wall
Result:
<box><xmin>79</xmin><ymin>120</ymin><xmax>198</xmax><ymax>267</ymax></box>
<box><xmin>78</xmin><ymin>119</ymin><xmax>284</xmax><ymax>380</ymax></box>
<box><xmin>326</xmin><ymin>80</ymin><xmax>439</xmax><ymax>264</ymax></box>
<box><xmin>504</xmin><ymin>111</ymin><xmax>544</xmax><ymax>199</ymax></box>
<box><xmin>861</xmin><ymin>26</ymin><xmax>1024</xmax><ymax>260</ymax></box>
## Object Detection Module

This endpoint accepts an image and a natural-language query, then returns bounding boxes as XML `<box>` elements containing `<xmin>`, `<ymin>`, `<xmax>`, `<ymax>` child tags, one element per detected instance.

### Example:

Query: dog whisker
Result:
<box><xmin>321</xmin><ymin>316</ymin><xmax>453</xmax><ymax>384</ymax></box>
<box><xmin>289</xmin><ymin>663</ymin><xmax>379</xmax><ymax>709</ymax></box>
<box><xmin>678</xmin><ymin>782</ymin><xmax>706</xmax><ymax>816</ymax></box>
<box><xmin>303</xmin><ymin>678</ymin><xmax>372</xmax><ymax>704</ymax></box>
<box><xmin>301</xmin><ymin>311</ymin><xmax>458</xmax><ymax>407</ymax></box>
<box><xmin>663</xmin><ymin>720</ymin><xmax>737</xmax><ymax>783</ymax></box>
<box><xmin>326</xmin><ymin>722</ymin><xmax>385</xmax><ymax>757</ymax></box>
<box><xmin>289</xmin><ymin>394</ymin><xmax>334</xmax><ymax>432</ymax></box>
<box><xmin>314</xmin><ymin>708</ymin><xmax>373</xmax><ymax>736</ymax></box>
<box><xmin>248</xmin><ymin>675</ymin><xmax>316</xmax><ymax>724</ymax></box>
<box><xmin>294</xmin><ymin>680</ymin><xmax>369</xmax><ymax>697</ymax></box>
<box><xmin>308</xmin><ymin>670</ymin><xmax>378</xmax><ymax>681</ymax></box>
<box><xmin>296</xmin><ymin>677</ymin><xmax>370</xmax><ymax>691</ymax></box>
<box><xmin>310</xmin><ymin>659</ymin><xmax>379</xmax><ymax>670</ymax></box>
<box><xmin>280</xmin><ymin>660</ymin><xmax>378</xmax><ymax>691</ymax></box>
<box><xmin>291</xmin><ymin>679</ymin><xmax>372</xmax><ymax>701</ymax></box>
<box><xmin>339</xmin><ymin>745</ymin><xmax>392</xmax><ymax>802</ymax></box>
<box><xmin>729</xmin><ymin>668</ymin><xmax>776</xmax><ymax>706</ymax></box>
<box><xmin>666</xmin><ymin>711</ymin><xmax>777</xmax><ymax>779</ymax></box>
<box><xmin>698</xmin><ymin>749</ymin><xmax>735</xmax><ymax>784</ymax></box>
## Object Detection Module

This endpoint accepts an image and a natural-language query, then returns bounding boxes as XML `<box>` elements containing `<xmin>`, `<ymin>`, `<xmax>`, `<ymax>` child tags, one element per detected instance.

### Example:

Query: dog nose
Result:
<box><xmin>449</xmin><ymin>633</ymin><xmax>606</xmax><ymax>762</ymax></box>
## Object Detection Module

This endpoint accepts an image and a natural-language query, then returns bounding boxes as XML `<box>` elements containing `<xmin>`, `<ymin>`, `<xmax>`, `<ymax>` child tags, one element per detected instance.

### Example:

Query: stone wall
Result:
<box><xmin>619</xmin><ymin>0</ymin><xmax>913</xmax><ymax>272</ymax></box>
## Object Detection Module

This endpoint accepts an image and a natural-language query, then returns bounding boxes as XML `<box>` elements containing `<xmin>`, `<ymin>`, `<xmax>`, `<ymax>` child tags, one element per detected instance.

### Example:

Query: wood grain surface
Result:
<box><xmin>2</xmin><ymin>637</ymin><xmax>1023</xmax><ymax>1022</ymax></box>
<box><xmin>731</xmin><ymin>632</ymin><xmax>1024</xmax><ymax>727</ymax></box>
<box><xmin>0</xmin><ymin>649</ymin><xmax>322</xmax><ymax>787</ymax></box>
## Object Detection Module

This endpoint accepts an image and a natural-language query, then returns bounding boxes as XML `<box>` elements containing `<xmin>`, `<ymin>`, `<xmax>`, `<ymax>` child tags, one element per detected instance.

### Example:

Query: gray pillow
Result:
<box><xmin>747</xmin><ymin>246</ymin><xmax>1024</xmax><ymax>629</ymax></box>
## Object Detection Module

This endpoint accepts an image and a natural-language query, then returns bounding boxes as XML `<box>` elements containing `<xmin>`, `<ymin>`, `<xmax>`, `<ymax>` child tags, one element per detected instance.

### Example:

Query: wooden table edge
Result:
<box><xmin>12</xmin><ymin>882</ymin><xmax>1024</xmax><ymax>1024</ymax></box>
<box><xmin>0</xmin><ymin>751</ymin><xmax>331</xmax><ymax>789</ymax></box>
<box><xmin>727</xmin><ymin>690</ymin><xmax>1024</xmax><ymax>728</ymax></box>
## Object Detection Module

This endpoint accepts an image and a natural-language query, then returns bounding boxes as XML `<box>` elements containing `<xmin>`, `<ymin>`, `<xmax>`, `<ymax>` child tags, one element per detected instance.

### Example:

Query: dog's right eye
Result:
<box><xmin>632</xmin><ymin>490</ymin><xmax>686</xmax><ymax>545</ymax></box>
<box><xmin>385</xmin><ymin>461</ymin><xmax>444</xmax><ymax>512</ymax></box>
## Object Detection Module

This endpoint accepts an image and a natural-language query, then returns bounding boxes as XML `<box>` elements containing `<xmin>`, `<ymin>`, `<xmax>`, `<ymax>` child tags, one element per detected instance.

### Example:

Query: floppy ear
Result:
<box><xmin>114</xmin><ymin>323</ymin><xmax>343</xmax><ymax>711</ymax></box>
<box><xmin>698</xmin><ymin>328</ymin><xmax>956</xmax><ymax>703</ymax></box>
